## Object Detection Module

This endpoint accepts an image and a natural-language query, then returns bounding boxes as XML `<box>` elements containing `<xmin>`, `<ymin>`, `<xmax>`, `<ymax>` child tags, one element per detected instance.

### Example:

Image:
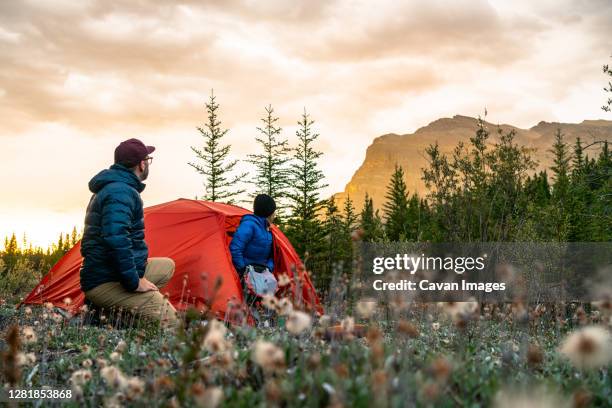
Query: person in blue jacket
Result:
<box><xmin>80</xmin><ymin>138</ymin><xmax>177</xmax><ymax>326</ymax></box>
<box><xmin>229</xmin><ymin>194</ymin><xmax>276</xmax><ymax>281</ymax></box>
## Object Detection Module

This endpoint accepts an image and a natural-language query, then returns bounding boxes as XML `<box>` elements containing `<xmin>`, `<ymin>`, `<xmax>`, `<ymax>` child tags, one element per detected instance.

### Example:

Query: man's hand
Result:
<box><xmin>135</xmin><ymin>277</ymin><xmax>158</xmax><ymax>292</ymax></box>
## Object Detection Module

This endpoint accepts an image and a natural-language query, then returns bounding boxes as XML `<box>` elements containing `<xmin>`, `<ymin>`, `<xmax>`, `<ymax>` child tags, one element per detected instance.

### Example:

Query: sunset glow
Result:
<box><xmin>1</xmin><ymin>0</ymin><xmax>610</xmax><ymax>247</ymax></box>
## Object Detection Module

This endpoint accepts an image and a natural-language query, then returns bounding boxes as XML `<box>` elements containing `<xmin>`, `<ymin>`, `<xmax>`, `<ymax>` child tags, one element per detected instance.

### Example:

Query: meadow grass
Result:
<box><xmin>1</xmin><ymin>296</ymin><xmax>610</xmax><ymax>407</ymax></box>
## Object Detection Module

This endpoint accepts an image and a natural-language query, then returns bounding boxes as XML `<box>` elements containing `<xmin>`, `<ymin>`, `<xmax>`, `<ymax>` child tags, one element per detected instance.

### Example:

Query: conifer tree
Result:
<box><xmin>342</xmin><ymin>195</ymin><xmax>358</xmax><ymax>236</ymax></box>
<box><xmin>550</xmin><ymin>128</ymin><xmax>571</xmax><ymax>200</ymax></box>
<box><xmin>340</xmin><ymin>195</ymin><xmax>358</xmax><ymax>272</ymax></box>
<box><xmin>405</xmin><ymin>193</ymin><xmax>421</xmax><ymax>241</ymax></box>
<box><xmin>383</xmin><ymin>165</ymin><xmax>410</xmax><ymax>241</ymax></box>
<box><xmin>572</xmin><ymin>137</ymin><xmax>584</xmax><ymax>177</ymax></box>
<box><xmin>2</xmin><ymin>233</ymin><xmax>18</xmax><ymax>271</ymax></box>
<box><xmin>360</xmin><ymin>193</ymin><xmax>385</xmax><ymax>242</ymax></box>
<box><xmin>189</xmin><ymin>90</ymin><xmax>246</xmax><ymax>203</ymax></box>
<box><xmin>70</xmin><ymin>226</ymin><xmax>79</xmax><ymax>246</ymax></box>
<box><xmin>247</xmin><ymin>105</ymin><xmax>291</xmax><ymax>213</ymax></box>
<box><xmin>321</xmin><ymin>198</ymin><xmax>344</xmax><ymax>289</ymax></box>
<box><xmin>285</xmin><ymin>109</ymin><xmax>328</xmax><ymax>267</ymax></box>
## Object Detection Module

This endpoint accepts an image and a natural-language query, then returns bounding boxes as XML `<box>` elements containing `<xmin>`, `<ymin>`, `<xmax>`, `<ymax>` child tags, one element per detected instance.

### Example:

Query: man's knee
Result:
<box><xmin>157</xmin><ymin>257</ymin><xmax>175</xmax><ymax>276</ymax></box>
<box><xmin>165</xmin><ymin>257</ymin><xmax>175</xmax><ymax>274</ymax></box>
<box><xmin>146</xmin><ymin>257</ymin><xmax>175</xmax><ymax>286</ymax></box>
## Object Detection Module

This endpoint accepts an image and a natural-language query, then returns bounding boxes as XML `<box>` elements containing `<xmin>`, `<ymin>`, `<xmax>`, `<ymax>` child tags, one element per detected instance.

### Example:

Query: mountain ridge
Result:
<box><xmin>334</xmin><ymin>115</ymin><xmax>612</xmax><ymax>212</ymax></box>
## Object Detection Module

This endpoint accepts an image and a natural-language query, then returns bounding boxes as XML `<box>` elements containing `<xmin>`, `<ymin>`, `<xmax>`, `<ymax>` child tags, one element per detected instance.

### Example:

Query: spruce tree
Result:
<box><xmin>70</xmin><ymin>226</ymin><xmax>79</xmax><ymax>246</ymax></box>
<box><xmin>572</xmin><ymin>137</ymin><xmax>584</xmax><ymax>177</ymax></box>
<box><xmin>550</xmin><ymin>128</ymin><xmax>571</xmax><ymax>200</ymax></box>
<box><xmin>342</xmin><ymin>195</ymin><xmax>358</xmax><ymax>236</ymax></box>
<box><xmin>321</xmin><ymin>198</ymin><xmax>344</xmax><ymax>290</ymax></box>
<box><xmin>3</xmin><ymin>233</ymin><xmax>18</xmax><ymax>271</ymax></box>
<box><xmin>189</xmin><ymin>90</ymin><xmax>246</xmax><ymax>203</ymax></box>
<box><xmin>360</xmin><ymin>193</ymin><xmax>385</xmax><ymax>242</ymax></box>
<box><xmin>285</xmin><ymin>109</ymin><xmax>328</xmax><ymax>269</ymax></box>
<box><xmin>383</xmin><ymin>165</ymin><xmax>410</xmax><ymax>241</ymax></box>
<box><xmin>341</xmin><ymin>195</ymin><xmax>358</xmax><ymax>272</ymax></box>
<box><xmin>247</xmin><ymin>105</ymin><xmax>291</xmax><ymax>214</ymax></box>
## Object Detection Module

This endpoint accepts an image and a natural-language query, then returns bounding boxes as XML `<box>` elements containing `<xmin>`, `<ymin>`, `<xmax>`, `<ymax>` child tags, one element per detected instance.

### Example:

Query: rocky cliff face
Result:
<box><xmin>334</xmin><ymin>115</ymin><xmax>612</xmax><ymax>211</ymax></box>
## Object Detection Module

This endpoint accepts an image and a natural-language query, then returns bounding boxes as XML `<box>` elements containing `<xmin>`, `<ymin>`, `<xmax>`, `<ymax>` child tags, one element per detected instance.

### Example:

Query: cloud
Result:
<box><xmin>1</xmin><ymin>0</ymin><xmax>611</xmax><ymax>245</ymax></box>
<box><xmin>276</xmin><ymin>0</ymin><xmax>547</xmax><ymax>65</ymax></box>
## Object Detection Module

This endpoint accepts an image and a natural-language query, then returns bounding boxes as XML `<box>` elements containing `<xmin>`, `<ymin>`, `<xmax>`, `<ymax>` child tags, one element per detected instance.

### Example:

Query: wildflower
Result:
<box><xmin>44</xmin><ymin>302</ymin><xmax>54</xmax><ymax>310</ymax></box>
<box><xmin>356</xmin><ymin>299</ymin><xmax>377</xmax><ymax>318</ymax></box>
<box><xmin>397</xmin><ymin>320</ymin><xmax>419</xmax><ymax>338</ymax></box>
<box><xmin>24</xmin><ymin>307</ymin><xmax>32</xmax><ymax>316</ymax></box>
<box><xmin>334</xmin><ymin>363</ymin><xmax>349</xmax><ymax>378</ymax></box>
<box><xmin>307</xmin><ymin>352</ymin><xmax>321</xmax><ymax>370</ymax></box>
<box><xmin>82</xmin><ymin>359</ymin><xmax>93</xmax><ymax>368</ymax></box>
<box><xmin>252</xmin><ymin>340</ymin><xmax>285</xmax><ymax>373</ymax></box>
<box><xmin>79</xmin><ymin>304</ymin><xmax>89</xmax><ymax>314</ymax></box>
<box><xmin>526</xmin><ymin>344</ymin><xmax>543</xmax><ymax>367</ymax></box>
<box><xmin>203</xmin><ymin>320</ymin><xmax>230</xmax><ymax>353</ymax></box>
<box><xmin>82</xmin><ymin>345</ymin><xmax>92</xmax><ymax>355</ymax></box>
<box><xmin>191</xmin><ymin>382</ymin><xmax>223</xmax><ymax>408</ymax></box>
<box><xmin>428</xmin><ymin>356</ymin><xmax>452</xmax><ymax>382</ymax></box>
<box><xmin>511</xmin><ymin>302</ymin><xmax>528</xmax><ymax>323</ymax></box>
<box><xmin>277</xmin><ymin>274</ymin><xmax>291</xmax><ymax>287</ymax></box>
<box><xmin>101</xmin><ymin>366</ymin><xmax>128</xmax><ymax>389</ymax></box>
<box><xmin>262</xmin><ymin>295</ymin><xmax>278</xmax><ymax>311</ymax></box>
<box><xmin>573</xmin><ymin>388</ymin><xmax>592</xmax><ymax>408</ymax></box>
<box><xmin>493</xmin><ymin>387</ymin><xmax>571</xmax><ymax>408</ymax></box>
<box><xmin>371</xmin><ymin>369</ymin><xmax>387</xmax><ymax>390</ymax></box>
<box><xmin>25</xmin><ymin>352</ymin><xmax>36</xmax><ymax>365</ymax></box>
<box><xmin>574</xmin><ymin>306</ymin><xmax>588</xmax><ymax>326</ymax></box>
<box><xmin>70</xmin><ymin>369</ymin><xmax>92</xmax><ymax>387</ymax></box>
<box><xmin>63</xmin><ymin>297</ymin><xmax>72</xmax><ymax>306</ymax></box>
<box><xmin>277</xmin><ymin>297</ymin><xmax>293</xmax><ymax>316</ymax></box>
<box><xmin>51</xmin><ymin>313</ymin><xmax>63</xmax><ymax>323</ymax></box>
<box><xmin>437</xmin><ymin>300</ymin><xmax>478</xmax><ymax>321</ymax></box>
<box><xmin>559</xmin><ymin>325</ymin><xmax>612</xmax><ymax>370</ymax></box>
<box><xmin>285</xmin><ymin>311</ymin><xmax>312</xmax><ymax>335</ymax></box>
<box><xmin>16</xmin><ymin>352</ymin><xmax>36</xmax><ymax>366</ymax></box>
<box><xmin>421</xmin><ymin>382</ymin><xmax>440</xmax><ymax>402</ymax></box>
<box><xmin>432</xmin><ymin>322</ymin><xmax>440</xmax><ymax>331</ymax></box>
<box><xmin>21</xmin><ymin>326</ymin><xmax>37</xmax><ymax>344</ymax></box>
<box><xmin>592</xmin><ymin>296</ymin><xmax>612</xmax><ymax>315</ymax></box>
<box><xmin>154</xmin><ymin>375</ymin><xmax>174</xmax><ymax>392</ymax></box>
<box><xmin>340</xmin><ymin>316</ymin><xmax>355</xmax><ymax>334</ymax></box>
<box><xmin>115</xmin><ymin>340</ymin><xmax>127</xmax><ymax>353</ymax></box>
<box><xmin>126</xmin><ymin>376</ymin><xmax>145</xmax><ymax>398</ymax></box>
<box><xmin>264</xmin><ymin>380</ymin><xmax>282</xmax><ymax>404</ymax></box>
<box><xmin>105</xmin><ymin>392</ymin><xmax>125</xmax><ymax>408</ymax></box>
<box><xmin>318</xmin><ymin>314</ymin><xmax>332</xmax><ymax>328</ymax></box>
<box><xmin>109</xmin><ymin>352</ymin><xmax>121</xmax><ymax>362</ymax></box>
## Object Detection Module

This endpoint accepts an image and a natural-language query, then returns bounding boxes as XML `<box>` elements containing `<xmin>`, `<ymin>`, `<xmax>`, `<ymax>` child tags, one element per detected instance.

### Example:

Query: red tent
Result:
<box><xmin>22</xmin><ymin>199</ymin><xmax>323</xmax><ymax>320</ymax></box>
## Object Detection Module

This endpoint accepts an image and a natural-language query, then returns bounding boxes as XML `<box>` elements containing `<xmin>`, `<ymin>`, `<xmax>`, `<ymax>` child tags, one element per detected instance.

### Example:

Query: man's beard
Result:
<box><xmin>140</xmin><ymin>163</ymin><xmax>149</xmax><ymax>181</ymax></box>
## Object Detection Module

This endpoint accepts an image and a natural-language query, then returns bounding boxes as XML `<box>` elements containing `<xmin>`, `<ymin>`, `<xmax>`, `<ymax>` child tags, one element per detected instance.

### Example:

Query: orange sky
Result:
<box><xmin>1</xmin><ymin>0</ymin><xmax>611</xmax><ymax>248</ymax></box>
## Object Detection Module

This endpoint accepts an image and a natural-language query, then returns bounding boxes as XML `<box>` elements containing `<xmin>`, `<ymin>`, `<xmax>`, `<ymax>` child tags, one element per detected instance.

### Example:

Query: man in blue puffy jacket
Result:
<box><xmin>230</xmin><ymin>194</ymin><xmax>276</xmax><ymax>278</ymax></box>
<box><xmin>80</xmin><ymin>138</ymin><xmax>177</xmax><ymax>326</ymax></box>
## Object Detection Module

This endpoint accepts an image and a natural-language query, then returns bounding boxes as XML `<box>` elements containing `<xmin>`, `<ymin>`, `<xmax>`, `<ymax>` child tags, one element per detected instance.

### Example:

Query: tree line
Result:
<box><xmin>188</xmin><ymin>91</ymin><xmax>611</xmax><ymax>293</ymax></box>
<box><xmin>0</xmin><ymin>228</ymin><xmax>81</xmax><ymax>273</ymax></box>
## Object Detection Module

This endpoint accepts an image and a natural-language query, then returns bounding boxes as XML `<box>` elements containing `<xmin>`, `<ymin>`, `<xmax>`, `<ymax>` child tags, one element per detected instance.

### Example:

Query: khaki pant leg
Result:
<box><xmin>85</xmin><ymin>280</ymin><xmax>178</xmax><ymax>327</ymax></box>
<box><xmin>144</xmin><ymin>257</ymin><xmax>175</xmax><ymax>288</ymax></box>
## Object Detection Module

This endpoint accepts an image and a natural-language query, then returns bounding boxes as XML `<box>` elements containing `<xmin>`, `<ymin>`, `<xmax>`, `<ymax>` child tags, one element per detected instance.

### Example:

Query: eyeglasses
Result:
<box><xmin>144</xmin><ymin>156</ymin><xmax>153</xmax><ymax>164</ymax></box>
